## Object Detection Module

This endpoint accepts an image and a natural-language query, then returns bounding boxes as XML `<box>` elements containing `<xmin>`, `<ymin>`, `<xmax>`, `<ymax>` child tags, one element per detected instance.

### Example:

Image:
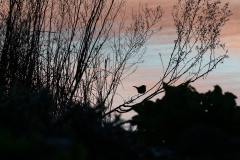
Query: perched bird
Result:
<box><xmin>133</xmin><ymin>85</ymin><xmax>146</xmax><ymax>94</ymax></box>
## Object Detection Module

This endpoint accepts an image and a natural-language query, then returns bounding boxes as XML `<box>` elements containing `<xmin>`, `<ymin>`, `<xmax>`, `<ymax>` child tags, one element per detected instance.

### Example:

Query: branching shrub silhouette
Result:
<box><xmin>0</xmin><ymin>0</ymin><xmax>232</xmax><ymax>119</ymax></box>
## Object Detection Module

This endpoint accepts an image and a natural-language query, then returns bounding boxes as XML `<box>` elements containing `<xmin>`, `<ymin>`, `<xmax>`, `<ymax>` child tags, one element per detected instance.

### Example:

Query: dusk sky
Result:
<box><xmin>115</xmin><ymin>0</ymin><xmax>240</xmax><ymax>119</ymax></box>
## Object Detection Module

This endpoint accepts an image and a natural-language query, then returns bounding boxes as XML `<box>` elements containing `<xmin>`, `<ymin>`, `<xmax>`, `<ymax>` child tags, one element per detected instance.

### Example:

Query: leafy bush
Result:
<box><xmin>0</xmin><ymin>85</ymin><xmax>144</xmax><ymax>159</ymax></box>
<box><xmin>132</xmin><ymin>81</ymin><xmax>240</xmax><ymax>158</ymax></box>
<box><xmin>1</xmin><ymin>81</ymin><xmax>240</xmax><ymax>159</ymax></box>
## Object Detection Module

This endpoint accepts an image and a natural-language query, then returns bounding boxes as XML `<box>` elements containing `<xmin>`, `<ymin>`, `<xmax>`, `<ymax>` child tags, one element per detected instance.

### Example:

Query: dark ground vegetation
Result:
<box><xmin>1</xmin><ymin>81</ymin><xmax>240</xmax><ymax>159</ymax></box>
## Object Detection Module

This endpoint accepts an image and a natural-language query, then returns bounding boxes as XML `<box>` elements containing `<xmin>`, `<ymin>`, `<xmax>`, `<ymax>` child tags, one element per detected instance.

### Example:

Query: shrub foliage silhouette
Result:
<box><xmin>0</xmin><ymin>85</ymin><xmax>144</xmax><ymax>159</ymax></box>
<box><xmin>132</xmin><ymin>81</ymin><xmax>240</xmax><ymax>147</ymax></box>
<box><xmin>0</xmin><ymin>0</ymin><xmax>232</xmax><ymax>118</ymax></box>
<box><xmin>0</xmin><ymin>81</ymin><xmax>240</xmax><ymax>159</ymax></box>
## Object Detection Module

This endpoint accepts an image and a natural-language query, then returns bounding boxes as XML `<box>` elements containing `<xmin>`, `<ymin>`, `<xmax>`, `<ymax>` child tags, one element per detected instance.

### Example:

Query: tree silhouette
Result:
<box><xmin>0</xmin><ymin>0</ymin><xmax>163</xmax><ymax>117</ymax></box>
<box><xmin>106</xmin><ymin>0</ymin><xmax>232</xmax><ymax>118</ymax></box>
<box><xmin>0</xmin><ymin>0</ymin><xmax>232</xmax><ymax>119</ymax></box>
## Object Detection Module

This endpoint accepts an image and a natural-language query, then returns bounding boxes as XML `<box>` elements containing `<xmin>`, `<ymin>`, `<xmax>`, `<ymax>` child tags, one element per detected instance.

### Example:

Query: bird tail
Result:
<box><xmin>133</xmin><ymin>86</ymin><xmax>137</xmax><ymax>88</ymax></box>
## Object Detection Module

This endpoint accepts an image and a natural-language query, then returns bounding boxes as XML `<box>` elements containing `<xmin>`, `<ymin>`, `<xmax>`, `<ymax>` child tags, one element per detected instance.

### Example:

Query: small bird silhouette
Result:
<box><xmin>133</xmin><ymin>85</ymin><xmax>146</xmax><ymax>94</ymax></box>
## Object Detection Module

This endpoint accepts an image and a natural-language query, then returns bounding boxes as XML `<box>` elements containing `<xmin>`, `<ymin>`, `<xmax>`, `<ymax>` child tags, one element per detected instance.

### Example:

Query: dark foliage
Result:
<box><xmin>1</xmin><ymin>81</ymin><xmax>240</xmax><ymax>159</ymax></box>
<box><xmin>132</xmin><ymin>81</ymin><xmax>240</xmax><ymax>159</ymax></box>
<box><xmin>0</xmin><ymin>84</ymin><xmax>54</xmax><ymax>138</ymax></box>
<box><xmin>0</xmin><ymin>85</ymin><xmax>145</xmax><ymax>160</ymax></box>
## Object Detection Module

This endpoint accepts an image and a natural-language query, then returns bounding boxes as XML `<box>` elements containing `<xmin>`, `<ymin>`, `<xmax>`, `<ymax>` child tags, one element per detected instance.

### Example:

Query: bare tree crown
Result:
<box><xmin>0</xmin><ymin>0</ymin><xmax>231</xmax><ymax>119</ymax></box>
